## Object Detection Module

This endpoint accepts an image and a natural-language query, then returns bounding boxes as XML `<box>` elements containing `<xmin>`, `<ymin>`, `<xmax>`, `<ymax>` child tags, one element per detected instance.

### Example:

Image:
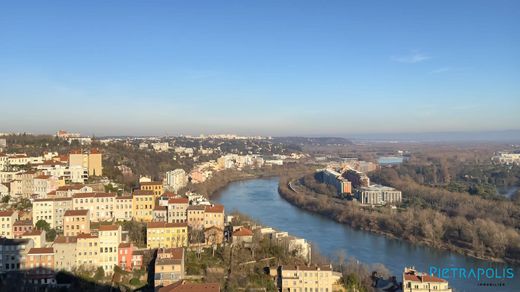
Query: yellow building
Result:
<box><xmin>146</xmin><ymin>222</ymin><xmax>188</xmax><ymax>249</ymax></box>
<box><xmin>403</xmin><ymin>267</ymin><xmax>452</xmax><ymax>291</ymax></box>
<box><xmin>98</xmin><ymin>224</ymin><xmax>122</xmax><ymax>274</ymax></box>
<box><xmin>140</xmin><ymin>181</ymin><xmax>163</xmax><ymax>198</ymax></box>
<box><xmin>204</xmin><ymin>204</ymin><xmax>225</xmax><ymax>230</ymax></box>
<box><xmin>76</xmin><ymin>233</ymin><xmax>99</xmax><ymax>269</ymax></box>
<box><xmin>186</xmin><ymin>205</ymin><xmax>205</xmax><ymax>230</ymax></box>
<box><xmin>68</xmin><ymin>149</ymin><xmax>103</xmax><ymax>177</ymax></box>
<box><xmin>63</xmin><ymin>209</ymin><xmax>90</xmax><ymax>236</ymax></box>
<box><xmin>132</xmin><ymin>190</ymin><xmax>155</xmax><ymax>222</ymax></box>
<box><xmin>88</xmin><ymin>149</ymin><xmax>103</xmax><ymax>176</ymax></box>
<box><xmin>276</xmin><ymin>265</ymin><xmax>339</xmax><ymax>292</ymax></box>
<box><xmin>0</xmin><ymin>210</ymin><xmax>18</xmax><ymax>238</ymax></box>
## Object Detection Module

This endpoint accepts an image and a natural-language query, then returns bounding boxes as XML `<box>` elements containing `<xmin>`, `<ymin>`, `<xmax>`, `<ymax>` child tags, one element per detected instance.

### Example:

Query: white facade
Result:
<box><xmin>165</xmin><ymin>169</ymin><xmax>188</xmax><ymax>192</ymax></box>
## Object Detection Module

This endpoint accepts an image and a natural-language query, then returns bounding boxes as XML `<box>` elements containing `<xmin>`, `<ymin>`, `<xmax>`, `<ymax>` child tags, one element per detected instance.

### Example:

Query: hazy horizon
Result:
<box><xmin>1</xmin><ymin>1</ymin><xmax>519</xmax><ymax>136</ymax></box>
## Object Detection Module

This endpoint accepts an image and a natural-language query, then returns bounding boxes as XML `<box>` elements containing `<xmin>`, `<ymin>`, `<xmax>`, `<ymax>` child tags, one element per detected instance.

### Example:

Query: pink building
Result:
<box><xmin>118</xmin><ymin>242</ymin><xmax>134</xmax><ymax>271</ymax></box>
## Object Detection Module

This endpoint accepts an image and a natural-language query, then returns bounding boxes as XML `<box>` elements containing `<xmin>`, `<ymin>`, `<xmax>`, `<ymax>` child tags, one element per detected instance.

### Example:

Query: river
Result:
<box><xmin>214</xmin><ymin>177</ymin><xmax>520</xmax><ymax>292</ymax></box>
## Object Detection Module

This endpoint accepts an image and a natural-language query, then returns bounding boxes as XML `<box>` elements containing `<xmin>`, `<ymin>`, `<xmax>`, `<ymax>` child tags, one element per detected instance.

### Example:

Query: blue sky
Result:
<box><xmin>0</xmin><ymin>0</ymin><xmax>519</xmax><ymax>136</ymax></box>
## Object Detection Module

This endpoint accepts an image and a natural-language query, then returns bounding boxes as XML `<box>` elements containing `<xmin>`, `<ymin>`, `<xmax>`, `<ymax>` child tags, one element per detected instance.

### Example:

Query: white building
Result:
<box><xmin>165</xmin><ymin>169</ymin><xmax>188</xmax><ymax>192</ymax></box>
<box><xmin>355</xmin><ymin>184</ymin><xmax>402</xmax><ymax>206</ymax></box>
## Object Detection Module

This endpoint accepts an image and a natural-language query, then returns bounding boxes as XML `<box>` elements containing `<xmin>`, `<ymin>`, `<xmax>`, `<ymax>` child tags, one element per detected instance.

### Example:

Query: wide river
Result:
<box><xmin>214</xmin><ymin>177</ymin><xmax>520</xmax><ymax>292</ymax></box>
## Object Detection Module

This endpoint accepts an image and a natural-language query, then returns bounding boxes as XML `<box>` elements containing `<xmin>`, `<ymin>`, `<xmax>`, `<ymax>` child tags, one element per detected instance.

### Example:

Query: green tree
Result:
<box><xmin>46</xmin><ymin>229</ymin><xmax>57</xmax><ymax>242</ymax></box>
<box><xmin>1</xmin><ymin>195</ymin><xmax>10</xmax><ymax>203</ymax></box>
<box><xmin>35</xmin><ymin>219</ymin><xmax>50</xmax><ymax>232</ymax></box>
<box><xmin>94</xmin><ymin>266</ymin><xmax>105</xmax><ymax>282</ymax></box>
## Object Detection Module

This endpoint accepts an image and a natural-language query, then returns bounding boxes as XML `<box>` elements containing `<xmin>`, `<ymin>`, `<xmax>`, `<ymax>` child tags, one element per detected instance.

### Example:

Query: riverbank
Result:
<box><xmin>277</xmin><ymin>174</ymin><xmax>518</xmax><ymax>265</ymax></box>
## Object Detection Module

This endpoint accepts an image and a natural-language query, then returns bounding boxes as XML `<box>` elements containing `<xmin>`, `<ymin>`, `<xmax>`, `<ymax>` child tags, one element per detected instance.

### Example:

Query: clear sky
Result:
<box><xmin>1</xmin><ymin>0</ymin><xmax>519</xmax><ymax>137</ymax></box>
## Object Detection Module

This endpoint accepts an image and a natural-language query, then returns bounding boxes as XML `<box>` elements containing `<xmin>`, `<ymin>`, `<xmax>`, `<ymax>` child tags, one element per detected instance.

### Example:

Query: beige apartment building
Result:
<box><xmin>76</xmin><ymin>233</ymin><xmax>99</xmax><ymax>269</ymax></box>
<box><xmin>21</xmin><ymin>229</ymin><xmax>46</xmax><ymax>248</ymax></box>
<box><xmin>275</xmin><ymin>265</ymin><xmax>339</xmax><ymax>292</ymax></box>
<box><xmin>98</xmin><ymin>224</ymin><xmax>122</xmax><ymax>274</ymax></box>
<box><xmin>63</xmin><ymin>209</ymin><xmax>90</xmax><ymax>236</ymax></box>
<box><xmin>69</xmin><ymin>149</ymin><xmax>103</xmax><ymax>176</ymax></box>
<box><xmin>53</xmin><ymin>235</ymin><xmax>77</xmax><ymax>271</ymax></box>
<box><xmin>72</xmin><ymin>192</ymin><xmax>116</xmax><ymax>222</ymax></box>
<box><xmin>204</xmin><ymin>204</ymin><xmax>225</xmax><ymax>230</ymax></box>
<box><xmin>186</xmin><ymin>205</ymin><xmax>205</xmax><ymax>230</ymax></box>
<box><xmin>167</xmin><ymin>197</ymin><xmax>189</xmax><ymax>223</ymax></box>
<box><xmin>403</xmin><ymin>267</ymin><xmax>452</xmax><ymax>291</ymax></box>
<box><xmin>115</xmin><ymin>195</ymin><xmax>133</xmax><ymax>221</ymax></box>
<box><xmin>154</xmin><ymin>247</ymin><xmax>185</xmax><ymax>288</ymax></box>
<box><xmin>0</xmin><ymin>210</ymin><xmax>18</xmax><ymax>239</ymax></box>
<box><xmin>32</xmin><ymin>197</ymin><xmax>73</xmax><ymax>230</ymax></box>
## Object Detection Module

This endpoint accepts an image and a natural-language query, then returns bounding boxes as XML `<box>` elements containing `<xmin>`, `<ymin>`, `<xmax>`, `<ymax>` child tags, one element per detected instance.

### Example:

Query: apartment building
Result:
<box><xmin>118</xmin><ymin>242</ymin><xmax>133</xmax><ymax>271</ymax></box>
<box><xmin>403</xmin><ymin>267</ymin><xmax>452</xmax><ymax>292</ymax></box>
<box><xmin>53</xmin><ymin>235</ymin><xmax>77</xmax><ymax>271</ymax></box>
<box><xmin>115</xmin><ymin>195</ymin><xmax>133</xmax><ymax>221</ymax></box>
<box><xmin>54</xmin><ymin>184</ymin><xmax>93</xmax><ymax>197</ymax></box>
<box><xmin>25</xmin><ymin>247</ymin><xmax>55</xmax><ymax>285</ymax></box>
<box><xmin>146</xmin><ymin>222</ymin><xmax>188</xmax><ymax>249</ymax></box>
<box><xmin>355</xmin><ymin>184</ymin><xmax>402</xmax><ymax>205</ymax></box>
<box><xmin>76</xmin><ymin>233</ymin><xmax>99</xmax><ymax>269</ymax></box>
<box><xmin>72</xmin><ymin>192</ymin><xmax>116</xmax><ymax>222</ymax></box>
<box><xmin>132</xmin><ymin>190</ymin><xmax>155</xmax><ymax>222</ymax></box>
<box><xmin>154</xmin><ymin>206</ymin><xmax>168</xmax><ymax>222</ymax></box>
<box><xmin>21</xmin><ymin>229</ymin><xmax>45</xmax><ymax>248</ymax></box>
<box><xmin>186</xmin><ymin>205</ymin><xmax>205</xmax><ymax>230</ymax></box>
<box><xmin>16</xmin><ymin>171</ymin><xmax>41</xmax><ymax>198</ymax></box>
<box><xmin>33</xmin><ymin>174</ymin><xmax>59</xmax><ymax>198</ymax></box>
<box><xmin>13</xmin><ymin>219</ymin><xmax>33</xmax><ymax>238</ymax></box>
<box><xmin>165</xmin><ymin>169</ymin><xmax>188</xmax><ymax>192</ymax></box>
<box><xmin>63</xmin><ymin>209</ymin><xmax>90</xmax><ymax>236</ymax></box>
<box><xmin>69</xmin><ymin>149</ymin><xmax>103</xmax><ymax>177</ymax></box>
<box><xmin>167</xmin><ymin>197</ymin><xmax>189</xmax><ymax>223</ymax></box>
<box><xmin>140</xmin><ymin>181</ymin><xmax>164</xmax><ymax>198</ymax></box>
<box><xmin>32</xmin><ymin>197</ymin><xmax>73</xmax><ymax>230</ymax></box>
<box><xmin>275</xmin><ymin>265</ymin><xmax>339</xmax><ymax>292</ymax></box>
<box><xmin>320</xmin><ymin>169</ymin><xmax>352</xmax><ymax>195</ymax></box>
<box><xmin>98</xmin><ymin>224</ymin><xmax>122</xmax><ymax>273</ymax></box>
<box><xmin>0</xmin><ymin>210</ymin><xmax>18</xmax><ymax>239</ymax></box>
<box><xmin>204</xmin><ymin>205</ymin><xmax>225</xmax><ymax>230</ymax></box>
<box><xmin>154</xmin><ymin>247</ymin><xmax>185</xmax><ymax>288</ymax></box>
<box><xmin>0</xmin><ymin>238</ymin><xmax>34</xmax><ymax>273</ymax></box>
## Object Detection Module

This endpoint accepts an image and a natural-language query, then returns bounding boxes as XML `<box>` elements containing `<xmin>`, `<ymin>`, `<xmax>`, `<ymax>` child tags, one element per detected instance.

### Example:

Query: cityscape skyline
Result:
<box><xmin>1</xmin><ymin>0</ymin><xmax>519</xmax><ymax>136</ymax></box>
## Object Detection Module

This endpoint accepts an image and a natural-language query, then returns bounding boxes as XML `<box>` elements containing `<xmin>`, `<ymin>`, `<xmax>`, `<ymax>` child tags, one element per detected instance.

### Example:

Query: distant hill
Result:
<box><xmin>273</xmin><ymin>136</ymin><xmax>353</xmax><ymax>146</ymax></box>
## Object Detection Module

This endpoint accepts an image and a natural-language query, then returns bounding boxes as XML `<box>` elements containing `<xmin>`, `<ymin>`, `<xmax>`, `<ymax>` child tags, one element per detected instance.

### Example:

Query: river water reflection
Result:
<box><xmin>214</xmin><ymin>177</ymin><xmax>520</xmax><ymax>292</ymax></box>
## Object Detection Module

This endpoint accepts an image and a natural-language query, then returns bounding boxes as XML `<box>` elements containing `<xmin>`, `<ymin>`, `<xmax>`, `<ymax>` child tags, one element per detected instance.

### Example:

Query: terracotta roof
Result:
<box><xmin>154</xmin><ymin>205</ymin><xmax>167</xmax><ymax>211</ymax></box>
<box><xmin>57</xmin><ymin>184</ymin><xmax>85</xmax><ymax>191</ymax></box>
<box><xmin>168</xmin><ymin>197</ymin><xmax>189</xmax><ymax>204</ymax></box>
<box><xmin>140</xmin><ymin>181</ymin><xmax>162</xmax><ymax>186</ymax></box>
<box><xmin>98</xmin><ymin>224</ymin><xmax>119</xmax><ymax>231</ymax></box>
<box><xmin>233</xmin><ymin>227</ymin><xmax>253</xmax><ymax>237</ymax></box>
<box><xmin>147</xmin><ymin>222</ymin><xmax>188</xmax><ymax>229</ymax></box>
<box><xmin>22</xmin><ymin>229</ymin><xmax>43</xmax><ymax>236</ymax></box>
<box><xmin>77</xmin><ymin>233</ymin><xmax>98</xmax><ymax>239</ymax></box>
<box><xmin>64</xmin><ymin>209</ymin><xmax>89</xmax><ymax>216</ymax></box>
<box><xmin>0</xmin><ymin>210</ymin><xmax>16</xmax><ymax>217</ymax></box>
<box><xmin>73</xmin><ymin>192</ymin><xmax>116</xmax><ymax>198</ymax></box>
<box><xmin>116</xmin><ymin>196</ymin><xmax>132</xmax><ymax>200</ymax></box>
<box><xmin>158</xmin><ymin>280</ymin><xmax>220</xmax><ymax>292</ymax></box>
<box><xmin>404</xmin><ymin>271</ymin><xmax>446</xmax><ymax>283</ymax></box>
<box><xmin>69</xmin><ymin>149</ymin><xmax>82</xmax><ymax>155</ymax></box>
<box><xmin>34</xmin><ymin>197</ymin><xmax>72</xmax><ymax>202</ymax></box>
<box><xmin>53</xmin><ymin>235</ymin><xmax>77</xmax><ymax>244</ymax></box>
<box><xmin>119</xmin><ymin>242</ymin><xmax>132</xmax><ymax>248</ymax></box>
<box><xmin>133</xmin><ymin>190</ymin><xmax>154</xmax><ymax>196</ymax></box>
<box><xmin>158</xmin><ymin>247</ymin><xmax>184</xmax><ymax>260</ymax></box>
<box><xmin>205</xmin><ymin>204</ymin><xmax>224</xmax><ymax>213</ymax></box>
<box><xmin>281</xmin><ymin>265</ymin><xmax>333</xmax><ymax>271</ymax></box>
<box><xmin>13</xmin><ymin>219</ymin><xmax>33</xmax><ymax>226</ymax></box>
<box><xmin>47</xmin><ymin>190</ymin><xmax>57</xmax><ymax>196</ymax></box>
<box><xmin>34</xmin><ymin>174</ymin><xmax>52</xmax><ymax>179</ymax></box>
<box><xmin>28</xmin><ymin>247</ymin><xmax>54</xmax><ymax>254</ymax></box>
<box><xmin>187</xmin><ymin>205</ymin><xmax>206</xmax><ymax>211</ymax></box>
